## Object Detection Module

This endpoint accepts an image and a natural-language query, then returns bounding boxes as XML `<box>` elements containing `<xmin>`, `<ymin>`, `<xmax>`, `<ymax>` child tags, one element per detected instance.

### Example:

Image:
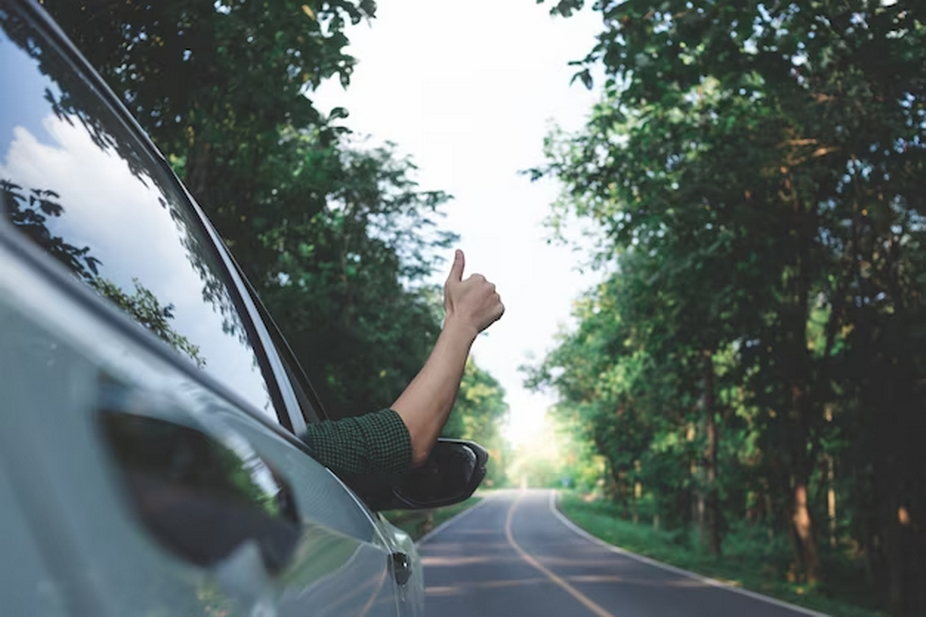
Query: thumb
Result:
<box><xmin>446</xmin><ymin>249</ymin><xmax>465</xmax><ymax>284</ymax></box>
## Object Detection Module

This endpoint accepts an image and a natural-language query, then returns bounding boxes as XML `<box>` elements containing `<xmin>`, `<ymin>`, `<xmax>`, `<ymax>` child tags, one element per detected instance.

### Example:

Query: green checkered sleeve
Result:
<box><xmin>300</xmin><ymin>408</ymin><xmax>412</xmax><ymax>477</ymax></box>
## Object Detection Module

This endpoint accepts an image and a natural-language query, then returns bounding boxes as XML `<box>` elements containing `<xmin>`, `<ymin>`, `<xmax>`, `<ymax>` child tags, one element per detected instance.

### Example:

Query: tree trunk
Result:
<box><xmin>618</xmin><ymin>471</ymin><xmax>630</xmax><ymax>519</ymax></box>
<box><xmin>884</xmin><ymin>495</ymin><xmax>910</xmax><ymax>615</ymax></box>
<box><xmin>826</xmin><ymin>454</ymin><xmax>837</xmax><ymax>549</ymax></box>
<box><xmin>184</xmin><ymin>139</ymin><xmax>213</xmax><ymax>209</ymax></box>
<box><xmin>781</xmin><ymin>195</ymin><xmax>820</xmax><ymax>582</ymax></box>
<box><xmin>786</xmin><ymin>378</ymin><xmax>820</xmax><ymax>582</ymax></box>
<box><xmin>695</xmin><ymin>489</ymin><xmax>705</xmax><ymax>548</ymax></box>
<box><xmin>702</xmin><ymin>350</ymin><xmax>721</xmax><ymax>557</ymax></box>
<box><xmin>692</xmin><ymin>457</ymin><xmax>704</xmax><ymax>546</ymax></box>
<box><xmin>596</xmin><ymin>436</ymin><xmax>621</xmax><ymax>503</ymax></box>
<box><xmin>791</xmin><ymin>481</ymin><xmax>820</xmax><ymax>583</ymax></box>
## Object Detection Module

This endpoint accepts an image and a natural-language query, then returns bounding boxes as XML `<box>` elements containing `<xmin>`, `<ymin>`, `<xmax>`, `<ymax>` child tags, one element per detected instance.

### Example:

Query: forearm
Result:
<box><xmin>391</xmin><ymin>318</ymin><xmax>476</xmax><ymax>466</ymax></box>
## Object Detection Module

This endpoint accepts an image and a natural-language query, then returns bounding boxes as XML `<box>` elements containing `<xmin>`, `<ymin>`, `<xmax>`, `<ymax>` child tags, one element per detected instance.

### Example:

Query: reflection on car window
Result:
<box><xmin>0</xmin><ymin>8</ymin><xmax>277</xmax><ymax>419</ymax></box>
<box><xmin>97</xmin><ymin>375</ymin><xmax>300</xmax><ymax>573</ymax></box>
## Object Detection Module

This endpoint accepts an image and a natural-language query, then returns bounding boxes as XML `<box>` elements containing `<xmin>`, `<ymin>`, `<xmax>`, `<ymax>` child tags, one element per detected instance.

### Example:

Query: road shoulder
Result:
<box><xmin>552</xmin><ymin>491</ymin><xmax>886</xmax><ymax>617</ymax></box>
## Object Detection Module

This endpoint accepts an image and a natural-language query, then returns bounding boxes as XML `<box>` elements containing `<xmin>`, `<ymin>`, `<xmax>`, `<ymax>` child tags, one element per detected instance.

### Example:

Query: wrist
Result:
<box><xmin>442</xmin><ymin>314</ymin><xmax>479</xmax><ymax>343</ymax></box>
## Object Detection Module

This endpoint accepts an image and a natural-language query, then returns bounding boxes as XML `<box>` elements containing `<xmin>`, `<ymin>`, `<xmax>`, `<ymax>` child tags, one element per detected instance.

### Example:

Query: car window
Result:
<box><xmin>0</xmin><ymin>6</ymin><xmax>279</xmax><ymax>420</ymax></box>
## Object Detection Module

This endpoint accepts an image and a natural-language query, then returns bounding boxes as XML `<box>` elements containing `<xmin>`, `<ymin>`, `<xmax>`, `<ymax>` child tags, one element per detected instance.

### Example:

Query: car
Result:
<box><xmin>0</xmin><ymin>1</ymin><xmax>486</xmax><ymax>615</ymax></box>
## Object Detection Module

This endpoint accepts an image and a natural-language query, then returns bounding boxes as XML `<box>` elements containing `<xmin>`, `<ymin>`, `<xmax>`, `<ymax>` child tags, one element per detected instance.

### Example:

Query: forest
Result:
<box><xmin>526</xmin><ymin>1</ymin><xmax>926</xmax><ymax>615</ymax></box>
<box><xmin>39</xmin><ymin>0</ymin><xmax>925</xmax><ymax>614</ymax></box>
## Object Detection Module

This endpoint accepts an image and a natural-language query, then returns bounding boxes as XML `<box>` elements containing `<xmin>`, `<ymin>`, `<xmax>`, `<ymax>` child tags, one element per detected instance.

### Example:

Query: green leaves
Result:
<box><xmin>41</xmin><ymin>0</ymin><xmax>483</xmax><ymax>426</ymax></box>
<box><xmin>534</xmin><ymin>0</ymin><xmax>926</xmax><ymax>604</ymax></box>
<box><xmin>571</xmin><ymin>68</ymin><xmax>594</xmax><ymax>90</ymax></box>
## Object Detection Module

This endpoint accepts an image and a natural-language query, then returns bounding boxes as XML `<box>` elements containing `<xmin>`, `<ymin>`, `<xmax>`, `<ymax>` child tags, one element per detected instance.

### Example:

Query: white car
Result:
<box><xmin>0</xmin><ymin>2</ymin><xmax>486</xmax><ymax>615</ymax></box>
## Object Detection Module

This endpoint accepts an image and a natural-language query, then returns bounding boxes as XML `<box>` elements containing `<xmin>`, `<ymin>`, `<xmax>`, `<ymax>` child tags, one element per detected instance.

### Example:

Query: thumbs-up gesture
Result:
<box><xmin>443</xmin><ymin>249</ymin><xmax>505</xmax><ymax>339</ymax></box>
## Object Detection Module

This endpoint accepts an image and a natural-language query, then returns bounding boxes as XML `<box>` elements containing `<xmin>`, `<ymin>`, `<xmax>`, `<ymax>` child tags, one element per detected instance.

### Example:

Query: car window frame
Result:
<box><xmin>228</xmin><ymin>253</ymin><xmax>331</xmax><ymax>426</ymax></box>
<box><xmin>8</xmin><ymin>0</ymin><xmax>309</xmax><ymax>435</ymax></box>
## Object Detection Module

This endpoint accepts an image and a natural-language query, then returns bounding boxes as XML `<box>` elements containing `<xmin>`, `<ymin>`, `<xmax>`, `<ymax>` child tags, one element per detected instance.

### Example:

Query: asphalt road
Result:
<box><xmin>419</xmin><ymin>489</ymin><xmax>827</xmax><ymax>617</ymax></box>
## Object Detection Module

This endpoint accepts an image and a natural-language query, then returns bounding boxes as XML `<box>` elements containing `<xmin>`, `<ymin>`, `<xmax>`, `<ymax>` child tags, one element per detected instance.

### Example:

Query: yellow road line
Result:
<box><xmin>504</xmin><ymin>492</ymin><xmax>615</xmax><ymax>617</ymax></box>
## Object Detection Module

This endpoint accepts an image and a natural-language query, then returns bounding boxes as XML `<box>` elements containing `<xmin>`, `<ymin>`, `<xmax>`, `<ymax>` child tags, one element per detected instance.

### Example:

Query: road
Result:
<box><xmin>418</xmin><ymin>489</ymin><xmax>827</xmax><ymax>617</ymax></box>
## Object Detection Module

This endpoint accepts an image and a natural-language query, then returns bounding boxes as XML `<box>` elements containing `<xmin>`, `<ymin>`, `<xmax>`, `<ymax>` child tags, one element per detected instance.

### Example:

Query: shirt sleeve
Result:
<box><xmin>299</xmin><ymin>408</ymin><xmax>413</xmax><ymax>477</ymax></box>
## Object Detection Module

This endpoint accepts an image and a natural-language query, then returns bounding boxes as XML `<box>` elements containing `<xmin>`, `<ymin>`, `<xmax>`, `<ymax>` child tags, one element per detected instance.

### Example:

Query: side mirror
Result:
<box><xmin>351</xmin><ymin>439</ymin><xmax>488</xmax><ymax>511</ymax></box>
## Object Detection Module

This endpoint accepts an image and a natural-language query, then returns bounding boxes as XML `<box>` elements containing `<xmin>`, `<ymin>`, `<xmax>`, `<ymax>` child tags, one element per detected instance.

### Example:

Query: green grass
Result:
<box><xmin>382</xmin><ymin>495</ymin><xmax>483</xmax><ymax>541</ymax></box>
<box><xmin>558</xmin><ymin>492</ymin><xmax>887</xmax><ymax>617</ymax></box>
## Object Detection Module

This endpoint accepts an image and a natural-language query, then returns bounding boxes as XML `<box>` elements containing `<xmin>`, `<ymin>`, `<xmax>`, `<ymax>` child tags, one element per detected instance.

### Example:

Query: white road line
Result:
<box><xmin>547</xmin><ymin>490</ymin><xmax>831</xmax><ymax>617</ymax></box>
<box><xmin>416</xmin><ymin>494</ymin><xmax>493</xmax><ymax>546</ymax></box>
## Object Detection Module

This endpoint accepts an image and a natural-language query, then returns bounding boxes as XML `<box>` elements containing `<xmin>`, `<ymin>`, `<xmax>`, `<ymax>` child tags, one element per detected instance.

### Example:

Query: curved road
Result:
<box><xmin>419</xmin><ymin>489</ymin><xmax>827</xmax><ymax>617</ymax></box>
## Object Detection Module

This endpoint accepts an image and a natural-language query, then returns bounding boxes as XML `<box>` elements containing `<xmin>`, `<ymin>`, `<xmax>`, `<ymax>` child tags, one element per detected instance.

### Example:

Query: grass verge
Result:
<box><xmin>382</xmin><ymin>495</ymin><xmax>482</xmax><ymax>542</ymax></box>
<box><xmin>557</xmin><ymin>492</ymin><xmax>886</xmax><ymax>617</ymax></box>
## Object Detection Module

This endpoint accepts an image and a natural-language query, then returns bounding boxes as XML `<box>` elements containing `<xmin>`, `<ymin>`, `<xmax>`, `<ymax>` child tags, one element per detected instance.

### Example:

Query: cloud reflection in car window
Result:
<box><xmin>0</xmin><ymin>11</ymin><xmax>276</xmax><ymax>419</ymax></box>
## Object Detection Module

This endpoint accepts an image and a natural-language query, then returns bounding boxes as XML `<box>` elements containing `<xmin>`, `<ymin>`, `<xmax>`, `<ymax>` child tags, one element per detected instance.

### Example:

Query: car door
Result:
<box><xmin>0</xmin><ymin>2</ymin><xmax>405</xmax><ymax>614</ymax></box>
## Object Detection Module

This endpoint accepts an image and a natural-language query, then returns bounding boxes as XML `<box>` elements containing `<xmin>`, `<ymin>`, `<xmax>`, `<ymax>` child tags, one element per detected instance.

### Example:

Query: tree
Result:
<box><xmin>442</xmin><ymin>358</ymin><xmax>510</xmax><ymax>487</ymax></box>
<box><xmin>43</xmin><ymin>0</ymin><xmax>470</xmax><ymax>419</ymax></box>
<box><xmin>535</xmin><ymin>0</ymin><xmax>926</xmax><ymax>610</ymax></box>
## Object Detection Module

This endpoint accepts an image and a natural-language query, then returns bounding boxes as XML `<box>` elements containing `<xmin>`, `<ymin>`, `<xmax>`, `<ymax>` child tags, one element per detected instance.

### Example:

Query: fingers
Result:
<box><xmin>494</xmin><ymin>290</ymin><xmax>505</xmax><ymax>319</ymax></box>
<box><xmin>446</xmin><ymin>249</ymin><xmax>465</xmax><ymax>284</ymax></box>
<box><xmin>442</xmin><ymin>248</ymin><xmax>504</xmax><ymax>334</ymax></box>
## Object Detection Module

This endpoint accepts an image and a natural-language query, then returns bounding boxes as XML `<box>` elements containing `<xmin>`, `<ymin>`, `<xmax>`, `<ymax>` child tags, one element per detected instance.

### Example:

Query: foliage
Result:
<box><xmin>1</xmin><ymin>180</ymin><xmax>203</xmax><ymax>366</ymax></box>
<box><xmin>1</xmin><ymin>181</ymin><xmax>101</xmax><ymax>281</ymax></box>
<box><xmin>40</xmin><ymin>0</ymin><xmax>501</xmax><ymax>427</ymax></box>
<box><xmin>441</xmin><ymin>359</ymin><xmax>511</xmax><ymax>487</ymax></box>
<box><xmin>91</xmin><ymin>277</ymin><xmax>205</xmax><ymax>368</ymax></box>
<box><xmin>532</xmin><ymin>0</ymin><xmax>926</xmax><ymax>613</ymax></box>
<box><xmin>255</xmin><ymin>142</ymin><xmax>457</xmax><ymax>417</ymax></box>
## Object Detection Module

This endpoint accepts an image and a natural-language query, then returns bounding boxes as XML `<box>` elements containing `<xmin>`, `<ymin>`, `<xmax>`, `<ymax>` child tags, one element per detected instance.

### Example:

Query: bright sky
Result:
<box><xmin>315</xmin><ymin>1</ymin><xmax>604</xmax><ymax>445</ymax></box>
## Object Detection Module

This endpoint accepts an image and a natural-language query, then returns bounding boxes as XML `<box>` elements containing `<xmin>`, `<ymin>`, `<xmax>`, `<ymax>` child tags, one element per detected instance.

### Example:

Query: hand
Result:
<box><xmin>443</xmin><ymin>249</ymin><xmax>504</xmax><ymax>339</ymax></box>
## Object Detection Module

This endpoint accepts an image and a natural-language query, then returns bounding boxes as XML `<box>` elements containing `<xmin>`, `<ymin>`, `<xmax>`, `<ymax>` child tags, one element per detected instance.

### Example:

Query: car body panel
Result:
<box><xmin>0</xmin><ymin>226</ymin><xmax>402</xmax><ymax>616</ymax></box>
